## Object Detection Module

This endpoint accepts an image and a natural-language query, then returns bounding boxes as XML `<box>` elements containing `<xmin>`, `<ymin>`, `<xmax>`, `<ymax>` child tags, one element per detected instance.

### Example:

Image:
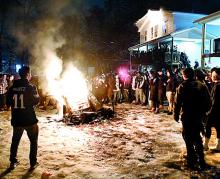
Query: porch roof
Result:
<box><xmin>128</xmin><ymin>27</ymin><xmax>216</xmax><ymax>51</ymax></box>
<box><xmin>194</xmin><ymin>11</ymin><xmax>220</xmax><ymax>25</ymax></box>
<box><xmin>171</xmin><ymin>27</ymin><xmax>216</xmax><ymax>40</ymax></box>
<box><xmin>128</xmin><ymin>34</ymin><xmax>172</xmax><ymax>51</ymax></box>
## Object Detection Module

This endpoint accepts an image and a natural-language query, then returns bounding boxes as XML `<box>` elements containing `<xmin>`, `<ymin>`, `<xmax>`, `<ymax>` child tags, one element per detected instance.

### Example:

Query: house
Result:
<box><xmin>129</xmin><ymin>9</ymin><xmax>218</xmax><ymax>70</ymax></box>
<box><xmin>194</xmin><ymin>11</ymin><xmax>220</xmax><ymax>68</ymax></box>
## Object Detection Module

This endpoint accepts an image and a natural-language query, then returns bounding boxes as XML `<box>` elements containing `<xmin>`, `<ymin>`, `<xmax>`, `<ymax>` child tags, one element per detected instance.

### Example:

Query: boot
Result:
<box><xmin>214</xmin><ymin>138</ymin><xmax>220</xmax><ymax>151</ymax></box>
<box><xmin>154</xmin><ymin>108</ymin><xmax>159</xmax><ymax>114</ymax></box>
<box><xmin>203</xmin><ymin>137</ymin><xmax>210</xmax><ymax>151</ymax></box>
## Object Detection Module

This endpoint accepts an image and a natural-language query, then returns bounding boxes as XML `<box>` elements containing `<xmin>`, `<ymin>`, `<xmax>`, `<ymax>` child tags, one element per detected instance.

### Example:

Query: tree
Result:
<box><xmin>0</xmin><ymin>0</ymin><xmax>16</xmax><ymax>71</ymax></box>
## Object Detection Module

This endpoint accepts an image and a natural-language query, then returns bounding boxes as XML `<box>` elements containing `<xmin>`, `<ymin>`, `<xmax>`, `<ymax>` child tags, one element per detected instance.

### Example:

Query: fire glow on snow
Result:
<box><xmin>44</xmin><ymin>50</ymin><xmax>89</xmax><ymax>117</ymax></box>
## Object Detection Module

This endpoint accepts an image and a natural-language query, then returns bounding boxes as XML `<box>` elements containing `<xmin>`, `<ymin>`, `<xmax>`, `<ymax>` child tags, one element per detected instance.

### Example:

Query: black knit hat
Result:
<box><xmin>19</xmin><ymin>66</ymin><xmax>30</xmax><ymax>78</ymax></box>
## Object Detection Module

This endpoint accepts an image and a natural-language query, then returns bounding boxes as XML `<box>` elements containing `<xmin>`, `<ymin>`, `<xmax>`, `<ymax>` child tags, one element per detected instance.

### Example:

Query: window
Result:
<box><xmin>140</xmin><ymin>34</ymin><xmax>144</xmax><ymax>43</ymax></box>
<box><xmin>144</xmin><ymin>30</ymin><xmax>147</xmax><ymax>41</ymax></box>
<box><xmin>163</xmin><ymin>20</ymin><xmax>168</xmax><ymax>34</ymax></box>
<box><xmin>154</xmin><ymin>25</ymin><xmax>158</xmax><ymax>38</ymax></box>
<box><xmin>151</xmin><ymin>27</ymin><xmax>153</xmax><ymax>39</ymax></box>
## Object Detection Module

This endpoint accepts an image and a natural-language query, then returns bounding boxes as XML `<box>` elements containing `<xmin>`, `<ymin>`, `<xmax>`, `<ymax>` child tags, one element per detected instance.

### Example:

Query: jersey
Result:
<box><xmin>7</xmin><ymin>79</ymin><xmax>39</xmax><ymax>127</ymax></box>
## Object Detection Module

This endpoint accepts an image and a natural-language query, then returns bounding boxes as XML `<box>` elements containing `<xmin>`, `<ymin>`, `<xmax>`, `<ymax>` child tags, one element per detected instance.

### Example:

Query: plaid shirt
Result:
<box><xmin>0</xmin><ymin>79</ymin><xmax>8</xmax><ymax>94</ymax></box>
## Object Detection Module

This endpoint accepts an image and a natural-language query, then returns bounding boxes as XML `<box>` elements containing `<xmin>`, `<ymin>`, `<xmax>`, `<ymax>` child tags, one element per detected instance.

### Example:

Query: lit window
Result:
<box><xmin>144</xmin><ymin>30</ymin><xmax>147</xmax><ymax>41</ymax></box>
<box><xmin>164</xmin><ymin>20</ymin><xmax>168</xmax><ymax>34</ymax></box>
<box><xmin>154</xmin><ymin>25</ymin><xmax>158</xmax><ymax>38</ymax></box>
<box><xmin>140</xmin><ymin>34</ymin><xmax>144</xmax><ymax>43</ymax></box>
<box><xmin>151</xmin><ymin>27</ymin><xmax>153</xmax><ymax>39</ymax></box>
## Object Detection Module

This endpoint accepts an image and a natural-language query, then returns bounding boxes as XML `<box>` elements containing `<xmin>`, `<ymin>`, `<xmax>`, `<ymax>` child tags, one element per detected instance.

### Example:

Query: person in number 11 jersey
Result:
<box><xmin>7</xmin><ymin>66</ymin><xmax>40</xmax><ymax>170</ymax></box>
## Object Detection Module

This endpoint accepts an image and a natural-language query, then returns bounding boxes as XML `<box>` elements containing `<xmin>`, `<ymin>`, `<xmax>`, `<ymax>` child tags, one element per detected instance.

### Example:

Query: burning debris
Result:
<box><xmin>63</xmin><ymin>108</ymin><xmax>114</xmax><ymax>125</ymax></box>
<box><xmin>62</xmin><ymin>93</ymin><xmax>115</xmax><ymax>125</ymax></box>
<box><xmin>38</xmin><ymin>59</ymin><xmax>115</xmax><ymax>126</ymax></box>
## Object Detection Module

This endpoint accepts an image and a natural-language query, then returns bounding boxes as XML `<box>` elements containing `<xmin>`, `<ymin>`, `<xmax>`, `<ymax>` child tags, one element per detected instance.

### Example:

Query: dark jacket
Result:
<box><xmin>166</xmin><ymin>76</ymin><xmax>176</xmax><ymax>92</ymax></box>
<box><xmin>174</xmin><ymin>79</ymin><xmax>211</xmax><ymax>124</ymax></box>
<box><xmin>149</xmin><ymin>77</ymin><xmax>159</xmax><ymax>101</ymax></box>
<box><xmin>7</xmin><ymin>79</ymin><xmax>39</xmax><ymax>127</ymax></box>
<box><xmin>208</xmin><ymin>82</ymin><xmax>220</xmax><ymax>125</ymax></box>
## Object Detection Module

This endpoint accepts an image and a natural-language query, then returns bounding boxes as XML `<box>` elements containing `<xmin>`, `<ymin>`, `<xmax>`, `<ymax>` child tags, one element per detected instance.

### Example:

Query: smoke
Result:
<box><xmin>30</xmin><ymin>0</ymin><xmax>70</xmax><ymax>74</ymax></box>
<box><xmin>9</xmin><ymin>0</ymin><xmax>90</xmax><ymax>100</ymax></box>
<box><xmin>31</xmin><ymin>18</ymin><xmax>64</xmax><ymax>75</ymax></box>
<box><xmin>10</xmin><ymin>0</ymin><xmax>87</xmax><ymax>72</ymax></box>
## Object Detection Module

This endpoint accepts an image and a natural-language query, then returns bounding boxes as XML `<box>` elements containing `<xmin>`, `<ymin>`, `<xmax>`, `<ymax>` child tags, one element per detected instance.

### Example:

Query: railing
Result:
<box><xmin>165</xmin><ymin>51</ymin><xmax>181</xmax><ymax>64</ymax></box>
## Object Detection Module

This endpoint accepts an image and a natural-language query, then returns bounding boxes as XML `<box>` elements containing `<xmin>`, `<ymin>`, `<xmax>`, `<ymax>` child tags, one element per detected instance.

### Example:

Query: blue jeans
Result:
<box><xmin>10</xmin><ymin>124</ymin><xmax>39</xmax><ymax>166</ymax></box>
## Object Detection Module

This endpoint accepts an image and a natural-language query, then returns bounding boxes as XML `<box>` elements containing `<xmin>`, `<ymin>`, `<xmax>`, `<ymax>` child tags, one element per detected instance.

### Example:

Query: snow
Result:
<box><xmin>0</xmin><ymin>103</ymin><xmax>220</xmax><ymax>178</ymax></box>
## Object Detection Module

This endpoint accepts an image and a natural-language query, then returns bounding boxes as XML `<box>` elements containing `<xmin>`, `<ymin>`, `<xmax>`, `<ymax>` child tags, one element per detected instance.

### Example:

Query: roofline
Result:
<box><xmin>194</xmin><ymin>11</ymin><xmax>220</xmax><ymax>24</ymax></box>
<box><xmin>172</xmin><ymin>11</ymin><xmax>206</xmax><ymax>16</ymax></box>
<box><xmin>128</xmin><ymin>27</ymin><xmax>217</xmax><ymax>51</ymax></box>
<box><xmin>136</xmin><ymin>10</ymin><xmax>206</xmax><ymax>24</ymax></box>
<box><xmin>171</xmin><ymin>27</ymin><xmax>216</xmax><ymax>38</ymax></box>
<box><xmin>135</xmin><ymin>9</ymin><xmax>161</xmax><ymax>24</ymax></box>
<box><xmin>171</xmin><ymin>27</ymin><xmax>195</xmax><ymax>36</ymax></box>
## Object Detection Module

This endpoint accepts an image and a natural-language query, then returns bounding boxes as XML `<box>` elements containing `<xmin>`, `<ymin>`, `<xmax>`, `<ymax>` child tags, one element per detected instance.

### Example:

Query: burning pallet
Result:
<box><xmin>63</xmin><ymin>108</ymin><xmax>114</xmax><ymax>125</ymax></box>
<box><xmin>62</xmin><ymin>93</ymin><xmax>115</xmax><ymax>125</ymax></box>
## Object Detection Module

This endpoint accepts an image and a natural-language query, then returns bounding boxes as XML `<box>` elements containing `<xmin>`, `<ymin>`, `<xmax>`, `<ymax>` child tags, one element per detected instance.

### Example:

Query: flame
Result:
<box><xmin>60</xmin><ymin>65</ymin><xmax>89</xmax><ymax>111</ymax></box>
<box><xmin>43</xmin><ymin>50</ymin><xmax>89</xmax><ymax>116</ymax></box>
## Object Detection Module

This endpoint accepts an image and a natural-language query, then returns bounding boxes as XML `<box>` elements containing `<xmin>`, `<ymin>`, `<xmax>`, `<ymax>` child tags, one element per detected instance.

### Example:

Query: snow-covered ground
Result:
<box><xmin>0</xmin><ymin>103</ymin><xmax>220</xmax><ymax>178</ymax></box>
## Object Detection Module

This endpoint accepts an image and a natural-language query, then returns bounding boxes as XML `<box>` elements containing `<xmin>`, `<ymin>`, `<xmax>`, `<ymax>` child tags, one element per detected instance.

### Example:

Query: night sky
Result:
<box><xmin>1</xmin><ymin>0</ymin><xmax>220</xmax><ymax>72</ymax></box>
<box><xmin>85</xmin><ymin>0</ymin><xmax>104</xmax><ymax>8</ymax></box>
<box><xmin>84</xmin><ymin>0</ymin><xmax>220</xmax><ymax>14</ymax></box>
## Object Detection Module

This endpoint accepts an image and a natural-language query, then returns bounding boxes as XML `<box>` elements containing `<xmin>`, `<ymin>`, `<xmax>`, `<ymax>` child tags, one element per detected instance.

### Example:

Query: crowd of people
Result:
<box><xmin>91</xmin><ymin>67</ymin><xmax>220</xmax><ymax>170</ymax></box>
<box><xmin>91</xmin><ymin>68</ymin><xmax>183</xmax><ymax>114</ymax></box>
<box><xmin>0</xmin><ymin>67</ymin><xmax>213</xmax><ymax>117</ymax></box>
<box><xmin>1</xmin><ymin>65</ymin><xmax>220</xmax><ymax>171</ymax></box>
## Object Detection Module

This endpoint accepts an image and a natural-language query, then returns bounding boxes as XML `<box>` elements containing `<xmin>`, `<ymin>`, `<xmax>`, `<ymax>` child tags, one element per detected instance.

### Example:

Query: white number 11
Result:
<box><xmin>13</xmin><ymin>94</ymin><xmax>25</xmax><ymax>109</ymax></box>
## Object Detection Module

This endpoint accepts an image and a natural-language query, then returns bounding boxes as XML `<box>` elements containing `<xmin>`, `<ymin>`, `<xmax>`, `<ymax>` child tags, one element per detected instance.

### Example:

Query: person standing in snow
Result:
<box><xmin>165</xmin><ymin>70</ymin><xmax>176</xmax><ymax>115</ymax></box>
<box><xmin>157</xmin><ymin>69</ymin><xmax>167</xmax><ymax>111</ymax></box>
<box><xmin>0</xmin><ymin>74</ymin><xmax>8</xmax><ymax>110</ymax></box>
<box><xmin>132</xmin><ymin>71</ymin><xmax>145</xmax><ymax>105</ymax></box>
<box><xmin>204</xmin><ymin>68</ymin><xmax>220</xmax><ymax>151</ymax></box>
<box><xmin>149</xmin><ymin>70</ymin><xmax>159</xmax><ymax>113</ymax></box>
<box><xmin>174</xmin><ymin>68</ymin><xmax>211</xmax><ymax>170</ymax></box>
<box><xmin>6</xmin><ymin>66</ymin><xmax>40</xmax><ymax>170</ymax></box>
